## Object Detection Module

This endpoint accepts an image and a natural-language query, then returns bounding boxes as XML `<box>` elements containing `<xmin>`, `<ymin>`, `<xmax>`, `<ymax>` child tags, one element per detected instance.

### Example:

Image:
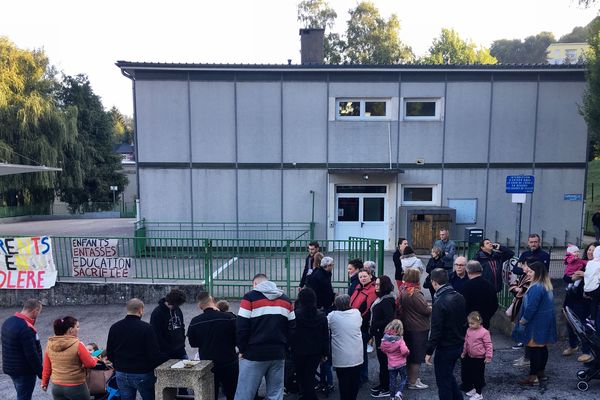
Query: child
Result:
<box><xmin>564</xmin><ymin>245</ymin><xmax>585</xmax><ymax>290</ymax></box>
<box><xmin>216</xmin><ymin>299</ymin><xmax>236</xmax><ymax>318</ymax></box>
<box><xmin>380</xmin><ymin>319</ymin><xmax>410</xmax><ymax>400</ymax></box>
<box><xmin>461</xmin><ymin>312</ymin><xmax>493</xmax><ymax>400</ymax></box>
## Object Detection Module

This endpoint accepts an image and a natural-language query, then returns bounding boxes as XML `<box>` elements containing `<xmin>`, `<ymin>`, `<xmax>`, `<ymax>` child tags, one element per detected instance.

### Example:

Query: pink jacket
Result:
<box><xmin>564</xmin><ymin>253</ymin><xmax>586</xmax><ymax>277</ymax></box>
<box><xmin>380</xmin><ymin>332</ymin><xmax>410</xmax><ymax>368</ymax></box>
<box><xmin>462</xmin><ymin>326</ymin><xmax>493</xmax><ymax>359</ymax></box>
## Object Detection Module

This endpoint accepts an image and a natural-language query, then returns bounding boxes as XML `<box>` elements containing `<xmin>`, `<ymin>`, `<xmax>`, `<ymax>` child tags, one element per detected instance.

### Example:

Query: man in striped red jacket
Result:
<box><xmin>234</xmin><ymin>273</ymin><xmax>295</xmax><ymax>400</ymax></box>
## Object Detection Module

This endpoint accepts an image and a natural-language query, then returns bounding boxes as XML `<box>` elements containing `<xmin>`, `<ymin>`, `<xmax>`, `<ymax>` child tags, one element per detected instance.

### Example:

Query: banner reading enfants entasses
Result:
<box><xmin>0</xmin><ymin>236</ymin><xmax>57</xmax><ymax>289</ymax></box>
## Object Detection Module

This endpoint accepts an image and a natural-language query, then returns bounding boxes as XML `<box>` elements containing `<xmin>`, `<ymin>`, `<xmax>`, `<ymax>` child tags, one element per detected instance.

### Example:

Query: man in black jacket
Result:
<box><xmin>462</xmin><ymin>260</ymin><xmax>498</xmax><ymax>329</ymax></box>
<box><xmin>107</xmin><ymin>298</ymin><xmax>167</xmax><ymax>400</ymax></box>
<box><xmin>188</xmin><ymin>292</ymin><xmax>237</xmax><ymax>400</ymax></box>
<box><xmin>425</xmin><ymin>269</ymin><xmax>466</xmax><ymax>400</ymax></box>
<box><xmin>305</xmin><ymin>256</ymin><xmax>335</xmax><ymax>311</ymax></box>
<box><xmin>299</xmin><ymin>241</ymin><xmax>319</xmax><ymax>288</ymax></box>
<box><xmin>1</xmin><ymin>299</ymin><xmax>43</xmax><ymax>400</ymax></box>
<box><xmin>150</xmin><ymin>289</ymin><xmax>187</xmax><ymax>360</ymax></box>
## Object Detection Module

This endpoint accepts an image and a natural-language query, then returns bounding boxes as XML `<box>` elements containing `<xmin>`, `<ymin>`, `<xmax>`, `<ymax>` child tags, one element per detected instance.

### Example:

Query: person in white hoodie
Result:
<box><xmin>584</xmin><ymin>246</ymin><xmax>600</xmax><ymax>327</ymax></box>
<box><xmin>328</xmin><ymin>294</ymin><xmax>363</xmax><ymax>400</ymax></box>
<box><xmin>401</xmin><ymin>246</ymin><xmax>425</xmax><ymax>275</ymax></box>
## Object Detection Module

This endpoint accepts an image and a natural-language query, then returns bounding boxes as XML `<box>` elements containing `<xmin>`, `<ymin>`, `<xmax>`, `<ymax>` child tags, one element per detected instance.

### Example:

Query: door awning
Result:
<box><xmin>0</xmin><ymin>163</ymin><xmax>61</xmax><ymax>176</ymax></box>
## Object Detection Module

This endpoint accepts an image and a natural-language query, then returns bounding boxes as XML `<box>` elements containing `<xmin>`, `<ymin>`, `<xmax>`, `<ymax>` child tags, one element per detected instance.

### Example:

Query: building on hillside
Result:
<box><xmin>547</xmin><ymin>42</ymin><xmax>589</xmax><ymax>64</ymax></box>
<box><xmin>117</xmin><ymin>33</ymin><xmax>588</xmax><ymax>251</ymax></box>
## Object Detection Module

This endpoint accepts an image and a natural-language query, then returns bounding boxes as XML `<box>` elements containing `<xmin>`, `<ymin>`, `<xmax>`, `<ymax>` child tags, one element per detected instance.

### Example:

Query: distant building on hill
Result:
<box><xmin>547</xmin><ymin>42</ymin><xmax>589</xmax><ymax>64</ymax></box>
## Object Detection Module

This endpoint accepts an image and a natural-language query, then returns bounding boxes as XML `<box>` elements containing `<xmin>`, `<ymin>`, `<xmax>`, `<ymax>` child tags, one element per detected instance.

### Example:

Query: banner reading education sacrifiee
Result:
<box><xmin>0</xmin><ymin>236</ymin><xmax>57</xmax><ymax>289</ymax></box>
<box><xmin>71</xmin><ymin>238</ymin><xmax>131</xmax><ymax>278</ymax></box>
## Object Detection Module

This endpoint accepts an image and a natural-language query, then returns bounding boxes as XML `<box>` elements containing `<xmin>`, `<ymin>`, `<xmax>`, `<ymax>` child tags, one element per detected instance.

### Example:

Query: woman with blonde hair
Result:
<box><xmin>512</xmin><ymin>261</ymin><xmax>557</xmax><ymax>385</ymax></box>
<box><xmin>396</xmin><ymin>268</ymin><xmax>431</xmax><ymax>390</ymax></box>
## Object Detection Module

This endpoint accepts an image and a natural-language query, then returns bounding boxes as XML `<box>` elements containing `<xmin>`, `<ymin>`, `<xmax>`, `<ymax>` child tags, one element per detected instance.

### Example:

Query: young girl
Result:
<box><xmin>564</xmin><ymin>245</ymin><xmax>586</xmax><ymax>284</ymax></box>
<box><xmin>461</xmin><ymin>312</ymin><xmax>493</xmax><ymax>400</ymax></box>
<box><xmin>380</xmin><ymin>319</ymin><xmax>410</xmax><ymax>400</ymax></box>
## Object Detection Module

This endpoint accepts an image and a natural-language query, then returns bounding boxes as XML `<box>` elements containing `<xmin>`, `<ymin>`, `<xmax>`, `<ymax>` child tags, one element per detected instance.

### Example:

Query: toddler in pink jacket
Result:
<box><xmin>381</xmin><ymin>319</ymin><xmax>410</xmax><ymax>400</ymax></box>
<box><xmin>461</xmin><ymin>312</ymin><xmax>493</xmax><ymax>400</ymax></box>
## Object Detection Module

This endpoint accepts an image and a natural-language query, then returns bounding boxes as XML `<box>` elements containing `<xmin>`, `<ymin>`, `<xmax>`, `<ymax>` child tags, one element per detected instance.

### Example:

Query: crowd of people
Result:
<box><xmin>2</xmin><ymin>230</ymin><xmax>599</xmax><ymax>400</ymax></box>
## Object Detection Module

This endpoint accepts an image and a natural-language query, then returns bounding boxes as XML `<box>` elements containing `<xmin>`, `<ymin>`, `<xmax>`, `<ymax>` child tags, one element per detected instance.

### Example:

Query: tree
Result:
<box><xmin>0</xmin><ymin>37</ymin><xmax>74</xmax><ymax>207</ymax></box>
<box><xmin>490</xmin><ymin>32</ymin><xmax>555</xmax><ymax>63</ymax></box>
<box><xmin>421</xmin><ymin>28</ymin><xmax>496</xmax><ymax>64</ymax></box>
<box><xmin>583</xmin><ymin>18</ymin><xmax>600</xmax><ymax>160</ymax></box>
<box><xmin>344</xmin><ymin>1</ymin><xmax>413</xmax><ymax>64</ymax></box>
<box><xmin>56</xmin><ymin>75</ymin><xmax>127</xmax><ymax>211</ymax></box>
<box><xmin>109</xmin><ymin>106</ymin><xmax>134</xmax><ymax>144</ymax></box>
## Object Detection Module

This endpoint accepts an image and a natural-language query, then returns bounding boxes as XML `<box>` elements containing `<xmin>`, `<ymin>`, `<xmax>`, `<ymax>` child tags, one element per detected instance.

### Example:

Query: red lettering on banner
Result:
<box><xmin>0</xmin><ymin>270</ymin><xmax>6</xmax><ymax>287</ymax></box>
<box><xmin>37</xmin><ymin>271</ymin><xmax>44</xmax><ymax>288</ymax></box>
<box><xmin>27</xmin><ymin>271</ymin><xmax>35</xmax><ymax>288</ymax></box>
<box><xmin>16</xmin><ymin>271</ymin><xmax>25</xmax><ymax>288</ymax></box>
<box><xmin>31</xmin><ymin>237</ymin><xmax>40</xmax><ymax>255</ymax></box>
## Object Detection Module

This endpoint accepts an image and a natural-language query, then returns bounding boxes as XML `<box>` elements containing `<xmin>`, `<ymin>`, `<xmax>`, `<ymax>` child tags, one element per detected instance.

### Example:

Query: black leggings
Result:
<box><xmin>528</xmin><ymin>346</ymin><xmax>548</xmax><ymax>376</ymax></box>
<box><xmin>376</xmin><ymin>344</ymin><xmax>389</xmax><ymax>391</ymax></box>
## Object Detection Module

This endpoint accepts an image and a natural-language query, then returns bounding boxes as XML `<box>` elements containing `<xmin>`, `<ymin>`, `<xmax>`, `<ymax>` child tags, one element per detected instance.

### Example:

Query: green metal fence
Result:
<box><xmin>135</xmin><ymin>220</ymin><xmax>315</xmax><ymax>241</ymax></box>
<box><xmin>0</xmin><ymin>201</ymin><xmax>136</xmax><ymax>219</ymax></box>
<box><xmin>47</xmin><ymin>234</ymin><xmax>383</xmax><ymax>299</ymax></box>
<box><xmin>0</xmin><ymin>204</ymin><xmax>52</xmax><ymax>218</ymax></box>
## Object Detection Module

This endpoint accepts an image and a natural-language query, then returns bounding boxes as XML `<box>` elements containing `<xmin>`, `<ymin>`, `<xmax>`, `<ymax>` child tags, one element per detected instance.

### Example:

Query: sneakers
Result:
<box><xmin>578</xmin><ymin>354</ymin><xmax>593</xmax><ymax>363</ymax></box>
<box><xmin>471</xmin><ymin>394</ymin><xmax>483</xmax><ymax>400</ymax></box>
<box><xmin>465</xmin><ymin>389</ymin><xmax>477</xmax><ymax>396</ymax></box>
<box><xmin>513</xmin><ymin>356</ymin><xmax>530</xmax><ymax>367</ymax></box>
<box><xmin>370</xmin><ymin>389</ymin><xmax>390</xmax><ymax>397</ymax></box>
<box><xmin>393</xmin><ymin>392</ymin><xmax>403</xmax><ymax>400</ymax></box>
<box><xmin>370</xmin><ymin>385</ymin><xmax>381</xmax><ymax>394</ymax></box>
<box><xmin>511</xmin><ymin>342</ymin><xmax>524</xmax><ymax>350</ymax></box>
<box><xmin>407</xmin><ymin>378</ymin><xmax>428</xmax><ymax>389</ymax></box>
<box><xmin>518</xmin><ymin>375</ymin><xmax>539</xmax><ymax>385</ymax></box>
<box><xmin>562</xmin><ymin>346</ymin><xmax>579</xmax><ymax>356</ymax></box>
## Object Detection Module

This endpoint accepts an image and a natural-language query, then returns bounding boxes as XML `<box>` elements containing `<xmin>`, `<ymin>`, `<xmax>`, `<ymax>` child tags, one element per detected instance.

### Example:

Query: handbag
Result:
<box><xmin>86</xmin><ymin>367</ymin><xmax>114</xmax><ymax>396</ymax></box>
<box><xmin>505</xmin><ymin>301</ymin><xmax>514</xmax><ymax>318</ymax></box>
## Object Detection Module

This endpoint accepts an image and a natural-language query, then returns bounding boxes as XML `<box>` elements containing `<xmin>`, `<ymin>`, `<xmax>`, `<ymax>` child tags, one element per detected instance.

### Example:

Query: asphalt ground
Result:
<box><xmin>1</xmin><ymin>301</ymin><xmax>598</xmax><ymax>400</ymax></box>
<box><xmin>0</xmin><ymin>218</ymin><xmax>135</xmax><ymax>237</ymax></box>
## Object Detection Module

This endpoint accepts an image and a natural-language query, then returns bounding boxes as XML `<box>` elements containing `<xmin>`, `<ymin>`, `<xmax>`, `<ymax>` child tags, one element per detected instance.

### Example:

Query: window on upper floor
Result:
<box><xmin>336</xmin><ymin>99</ymin><xmax>391</xmax><ymax>120</ymax></box>
<box><xmin>401</xmin><ymin>185</ymin><xmax>440</xmax><ymax>206</ymax></box>
<box><xmin>402</xmin><ymin>98</ymin><xmax>443</xmax><ymax>121</ymax></box>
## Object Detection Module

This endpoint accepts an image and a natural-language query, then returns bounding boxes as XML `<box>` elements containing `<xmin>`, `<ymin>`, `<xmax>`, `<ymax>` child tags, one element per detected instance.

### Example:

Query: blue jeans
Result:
<box><xmin>389</xmin><ymin>365</ymin><xmax>408</xmax><ymax>397</ymax></box>
<box><xmin>9</xmin><ymin>375</ymin><xmax>36</xmax><ymax>400</ymax></box>
<box><xmin>433</xmin><ymin>345</ymin><xmax>464</xmax><ymax>400</ymax></box>
<box><xmin>115</xmin><ymin>371</ymin><xmax>156</xmax><ymax>400</ymax></box>
<box><xmin>235</xmin><ymin>358</ymin><xmax>284</xmax><ymax>400</ymax></box>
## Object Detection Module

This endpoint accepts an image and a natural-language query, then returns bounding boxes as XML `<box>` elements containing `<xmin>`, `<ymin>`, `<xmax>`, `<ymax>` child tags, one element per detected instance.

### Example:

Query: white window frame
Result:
<box><xmin>402</xmin><ymin>97</ymin><xmax>444</xmax><ymax>121</ymax></box>
<box><xmin>401</xmin><ymin>184</ymin><xmax>440</xmax><ymax>206</ymax></box>
<box><xmin>335</xmin><ymin>98</ymin><xmax>392</xmax><ymax>121</ymax></box>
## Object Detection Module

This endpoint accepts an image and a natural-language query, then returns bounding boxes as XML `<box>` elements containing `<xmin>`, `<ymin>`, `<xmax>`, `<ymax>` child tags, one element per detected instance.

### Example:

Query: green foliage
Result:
<box><xmin>109</xmin><ymin>106</ymin><xmax>134</xmax><ymax>144</ymax></box>
<box><xmin>344</xmin><ymin>1</ymin><xmax>413</xmax><ymax>64</ymax></box>
<box><xmin>583</xmin><ymin>18</ymin><xmax>600</xmax><ymax>161</ymax></box>
<box><xmin>296</xmin><ymin>0</ymin><xmax>413</xmax><ymax>64</ymax></box>
<box><xmin>56</xmin><ymin>74</ymin><xmax>127</xmax><ymax>211</ymax></box>
<box><xmin>490</xmin><ymin>32</ymin><xmax>555</xmax><ymax>63</ymax></box>
<box><xmin>421</xmin><ymin>28</ymin><xmax>496</xmax><ymax>64</ymax></box>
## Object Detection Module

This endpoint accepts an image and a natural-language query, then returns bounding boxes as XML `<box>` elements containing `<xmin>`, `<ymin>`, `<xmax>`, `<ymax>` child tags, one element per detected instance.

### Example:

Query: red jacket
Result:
<box><xmin>350</xmin><ymin>281</ymin><xmax>378</xmax><ymax>332</ymax></box>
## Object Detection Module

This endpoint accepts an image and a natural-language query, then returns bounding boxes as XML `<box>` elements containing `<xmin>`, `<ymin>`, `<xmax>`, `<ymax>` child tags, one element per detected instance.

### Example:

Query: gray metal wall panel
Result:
<box><xmin>237</xmin><ymin>82</ymin><xmax>282</xmax><ymax>163</ymax></box>
<box><xmin>328</xmin><ymin>82</ymin><xmax>399</xmax><ymax>97</ymax></box>
<box><xmin>400</xmin><ymin>82</ymin><xmax>445</xmax><ymax>98</ymax></box>
<box><xmin>490</xmin><ymin>83</ymin><xmax>537</xmax><ymax>163</ymax></box>
<box><xmin>485</xmin><ymin>169</ymin><xmax>533</xmax><ymax>243</ymax></box>
<box><xmin>237</xmin><ymin>170</ymin><xmax>282</xmax><ymax>221</ymax></box>
<box><xmin>399</xmin><ymin>123</ymin><xmax>443</xmax><ymax>164</ymax></box>
<box><xmin>282</xmin><ymin>82</ymin><xmax>328</xmax><ymax>163</ymax></box>
<box><xmin>444</xmin><ymin>82</ymin><xmax>492</xmax><ymax>163</ymax></box>
<box><xmin>329</xmin><ymin>122</ymin><xmax>398</xmax><ymax>164</ymax></box>
<box><xmin>192</xmin><ymin>169</ymin><xmax>237</xmax><ymax>221</ymax></box>
<box><xmin>190</xmin><ymin>82</ymin><xmax>236</xmax><ymax>162</ymax></box>
<box><xmin>136</xmin><ymin>81</ymin><xmax>189</xmax><ymax>162</ymax></box>
<box><xmin>139</xmin><ymin>168</ymin><xmax>191</xmax><ymax>221</ymax></box>
<box><xmin>441</xmin><ymin>169</ymin><xmax>488</xmax><ymax>230</ymax></box>
<box><xmin>536</xmin><ymin>82</ymin><xmax>587</xmax><ymax>163</ymax></box>
<box><xmin>282</xmin><ymin>170</ymin><xmax>327</xmax><ymax>238</ymax></box>
<box><xmin>530</xmin><ymin>168</ymin><xmax>585</xmax><ymax>245</ymax></box>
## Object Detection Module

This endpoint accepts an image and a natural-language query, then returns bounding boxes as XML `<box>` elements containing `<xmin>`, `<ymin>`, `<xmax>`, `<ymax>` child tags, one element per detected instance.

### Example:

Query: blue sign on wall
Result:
<box><xmin>506</xmin><ymin>175</ymin><xmax>535</xmax><ymax>193</ymax></box>
<box><xmin>564</xmin><ymin>194</ymin><xmax>583</xmax><ymax>201</ymax></box>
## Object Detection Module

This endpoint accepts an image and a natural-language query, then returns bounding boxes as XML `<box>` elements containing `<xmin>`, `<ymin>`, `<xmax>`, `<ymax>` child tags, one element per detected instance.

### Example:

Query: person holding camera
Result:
<box><xmin>475</xmin><ymin>239</ymin><xmax>514</xmax><ymax>293</ymax></box>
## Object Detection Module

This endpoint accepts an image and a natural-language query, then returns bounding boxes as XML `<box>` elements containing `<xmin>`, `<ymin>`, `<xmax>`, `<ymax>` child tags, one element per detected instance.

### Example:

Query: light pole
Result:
<box><xmin>110</xmin><ymin>186</ymin><xmax>118</xmax><ymax>210</ymax></box>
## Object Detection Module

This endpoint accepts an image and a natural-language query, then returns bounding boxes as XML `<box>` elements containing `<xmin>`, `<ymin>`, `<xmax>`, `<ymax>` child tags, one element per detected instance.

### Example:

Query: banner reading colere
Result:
<box><xmin>0</xmin><ymin>236</ymin><xmax>57</xmax><ymax>289</ymax></box>
<box><xmin>71</xmin><ymin>238</ymin><xmax>131</xmax><ymax>278</ymax></box>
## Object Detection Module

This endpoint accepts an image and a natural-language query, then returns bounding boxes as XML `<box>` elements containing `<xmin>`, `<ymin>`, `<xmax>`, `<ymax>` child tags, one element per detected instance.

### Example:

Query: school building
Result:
<box><xmin>117</xmin><ymin>32</ymin><xmax>588</xmax><ymax>251</ymax></box>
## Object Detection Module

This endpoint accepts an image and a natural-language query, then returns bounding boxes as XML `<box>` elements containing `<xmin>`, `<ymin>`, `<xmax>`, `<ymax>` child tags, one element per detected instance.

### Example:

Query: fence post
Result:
<box><xmin>309</xmin><ymin>222</ymin><xmax>315</xmax><ymax>240</ymax></box>
<box><xmin>204</xmin><ymin>239</ymin><xmax>212</xmax><ymax>293</ymax></box>
<box><xmin>377</xmin><ymin>240</ymin><xmax>384</xmax><ymax>276</ymax></box>
<box><xmin>285</xmin><ymin>240</ymin><xmax>291</xmax><ymax>297</ymax></box>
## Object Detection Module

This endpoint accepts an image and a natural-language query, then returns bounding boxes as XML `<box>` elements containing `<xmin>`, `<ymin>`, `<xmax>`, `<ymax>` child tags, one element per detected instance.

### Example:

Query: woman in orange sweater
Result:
<box><xmin>41</xmin><ymin>316</ymin><xmax>97</xmax><ymax>400</ymax></box>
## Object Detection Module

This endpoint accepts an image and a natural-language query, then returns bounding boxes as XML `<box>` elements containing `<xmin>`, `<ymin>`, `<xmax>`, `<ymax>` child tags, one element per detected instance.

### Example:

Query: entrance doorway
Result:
<box><xmin>335</xmin><ymin>185</ymin><xmax>388</xmax><ymax>242</ymax></box>
<box><xmin>410</xmin><ymin>213</ymin><xmax>453</xmax><ymax>251</ymax></box>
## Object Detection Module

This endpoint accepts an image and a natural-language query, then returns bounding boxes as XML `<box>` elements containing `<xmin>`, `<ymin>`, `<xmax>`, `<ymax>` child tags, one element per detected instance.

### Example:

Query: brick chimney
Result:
<box><xmin>299</xmin><ymin>28</ymin><xmax>325</xmax><ymax>64</ymax></box>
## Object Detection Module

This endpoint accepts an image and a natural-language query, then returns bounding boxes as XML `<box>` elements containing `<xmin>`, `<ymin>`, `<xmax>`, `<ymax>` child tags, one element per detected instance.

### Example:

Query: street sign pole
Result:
<box><xmin>515</xmin><ymin>201</ymin><xmax>522</xmax><ymax>257</ymax></box>
<box><xmin>507</xmin><ymin>176</ymin><xmax>533</xmax><ymax>258</ymax></box>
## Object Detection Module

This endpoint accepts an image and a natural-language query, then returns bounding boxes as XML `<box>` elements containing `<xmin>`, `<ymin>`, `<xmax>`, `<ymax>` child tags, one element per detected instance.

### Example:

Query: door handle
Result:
<box><xmin>361</xmin><ymin>222</ymin><xmax>364</xmax><ymax>228</ymax></box>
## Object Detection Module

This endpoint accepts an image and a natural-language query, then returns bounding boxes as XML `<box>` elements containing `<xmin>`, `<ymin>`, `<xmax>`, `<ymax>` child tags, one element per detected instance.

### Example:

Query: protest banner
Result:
<box><xmin>0</xmin><ymin>236</ymin><xmax>57</xmax><ymax>289</ymax></box>
<box><xmin>71</xmin><ymin>238</ymin><xmax>131</xmax><ymax>278</ymax></box>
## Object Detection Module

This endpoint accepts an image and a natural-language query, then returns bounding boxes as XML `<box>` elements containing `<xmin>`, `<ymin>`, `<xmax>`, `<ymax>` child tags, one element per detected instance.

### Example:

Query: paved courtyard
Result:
<box><xmin>0</xmin><ymin>218</ymin><xmax>135</xmax><ymax>237</ymax></box>
<box><xmin>0</xmin><ymin>302</ymin><xmax>597</xmax><ymax>400</ymax></box>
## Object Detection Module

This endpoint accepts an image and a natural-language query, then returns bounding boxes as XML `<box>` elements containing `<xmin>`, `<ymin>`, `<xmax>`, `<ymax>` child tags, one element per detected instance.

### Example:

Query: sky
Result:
<box><xmin>1</xmin><ymin>0</ymin><xmax>598</xmax><ymax>116</ymax></box>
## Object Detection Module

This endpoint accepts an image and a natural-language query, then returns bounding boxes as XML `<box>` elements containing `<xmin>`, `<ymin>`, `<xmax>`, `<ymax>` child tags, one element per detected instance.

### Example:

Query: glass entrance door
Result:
<box><xmin>335</xmin><ymin>186</ymin><xmax>387</xmax><ymax>242</ymax></box>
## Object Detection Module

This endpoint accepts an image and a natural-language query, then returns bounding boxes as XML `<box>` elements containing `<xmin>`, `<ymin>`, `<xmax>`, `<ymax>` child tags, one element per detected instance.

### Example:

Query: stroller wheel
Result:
<box><xmin>577</xmin><ymin>381</ymin><xmax>589</xmax><ymax>392</ymax></box>
<box><xmin>577</xmin><ymin>370</ymin><xmax>588</xmax><ymax>380</ymax></box>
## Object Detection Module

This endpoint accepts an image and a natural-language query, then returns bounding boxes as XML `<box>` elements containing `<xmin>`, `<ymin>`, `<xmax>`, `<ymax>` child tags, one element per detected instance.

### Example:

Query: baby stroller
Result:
<box><xmin>564</xmin><ymin>306</ymin><xmax>600</xmax><ymax>391</ymax></box>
